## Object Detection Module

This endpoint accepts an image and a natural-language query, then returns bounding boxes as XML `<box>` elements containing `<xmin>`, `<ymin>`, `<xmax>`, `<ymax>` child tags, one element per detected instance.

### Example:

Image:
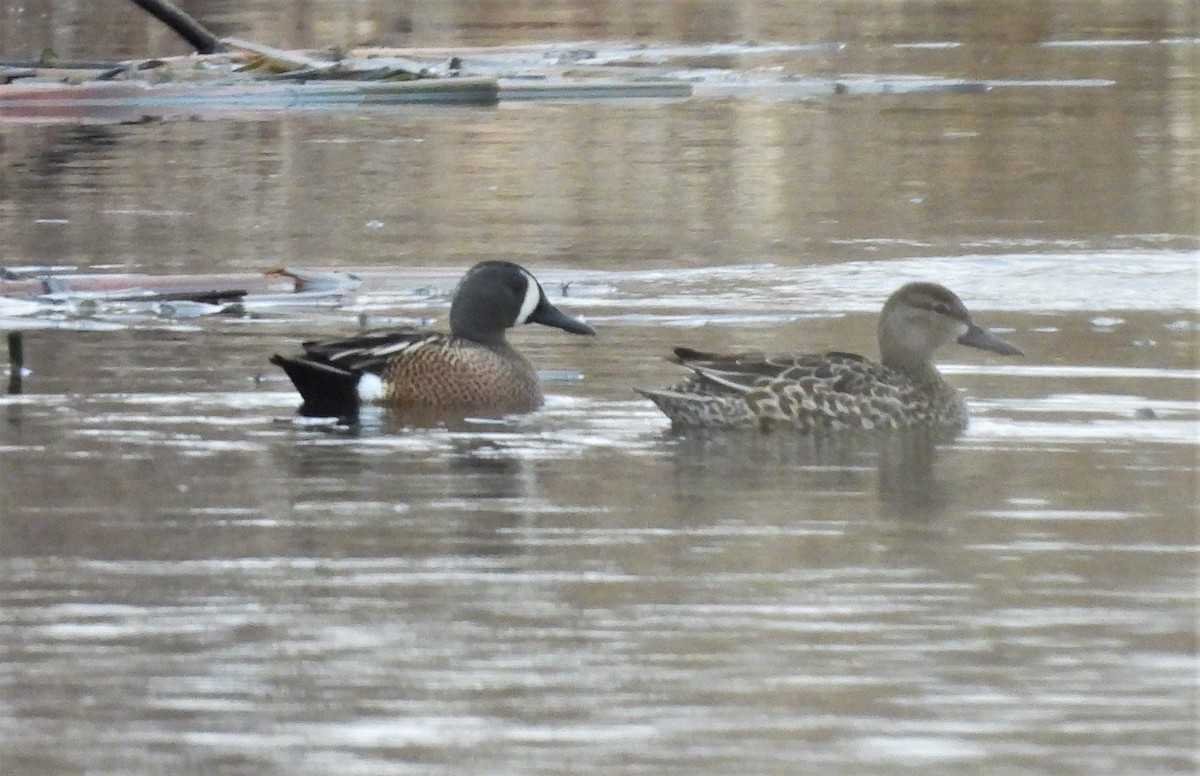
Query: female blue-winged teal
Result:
<box><xmin>271</xmin><ymin>261</ymin><xmax>594</xmax><ymax>418</ymax></box>
<box><xmin>636</xmin><ymin>282</ymin><xmax>1023</xmax><ymax>433</ymax></box>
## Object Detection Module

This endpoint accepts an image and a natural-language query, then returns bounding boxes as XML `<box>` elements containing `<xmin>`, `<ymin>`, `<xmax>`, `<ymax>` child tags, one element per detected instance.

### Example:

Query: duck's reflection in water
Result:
<box><xmin>662</xmin><ymin>427</ymin><xmax>951</xmax><ymax>524</ymax></box>
<box><xmin>273</xmin><ymin>415</ymin><xmax>542</xmax><ymax>559</ymax></box>
<box><xmin>873</xmin><ymin>430</ymin><xmax>950</xmax><ymax>521</ymax></box>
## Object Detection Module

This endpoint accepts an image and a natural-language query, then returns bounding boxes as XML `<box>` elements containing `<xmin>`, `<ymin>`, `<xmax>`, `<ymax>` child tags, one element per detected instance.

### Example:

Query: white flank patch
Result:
<box><xmin>957</xmin><ymin>322</ymin><xmax>970</xmax><ymax>338</ymax></box>
<box><xmin>357</xmin><ymin>372</ymin><xmax>386</xmax><ymax>402</ymax></box>
<box><xmin>515</xmin><ymin>270</ymin><xmax>542</xmax><ymax>325</ymax></box>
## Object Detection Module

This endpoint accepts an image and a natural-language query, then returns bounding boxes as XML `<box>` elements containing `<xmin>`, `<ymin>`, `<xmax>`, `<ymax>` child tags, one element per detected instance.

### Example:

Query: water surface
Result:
<box><xmin>0</xmin><ymin>3</ymin><xmax>1197</xmax><ymax>775</ymax></box>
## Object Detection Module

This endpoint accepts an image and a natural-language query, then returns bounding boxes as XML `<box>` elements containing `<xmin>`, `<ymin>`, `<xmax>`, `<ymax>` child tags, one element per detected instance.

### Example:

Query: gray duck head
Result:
<box><xmin>449</xmin><ymin>260</ymin><xmax>595</xmax><ymax>345</ymax></box>
<box><xmin>877</xmin><ymin>282</ymin><xmax>1023</xmax><ymax>374</ymax></box>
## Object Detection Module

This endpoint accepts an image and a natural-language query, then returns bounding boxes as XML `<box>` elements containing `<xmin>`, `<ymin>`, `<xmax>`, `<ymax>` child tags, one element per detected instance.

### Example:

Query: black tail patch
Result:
<box><xmin>270</xmin><ymin>354</ymin><xmax>361</xmax><ymax>418</ymax></box>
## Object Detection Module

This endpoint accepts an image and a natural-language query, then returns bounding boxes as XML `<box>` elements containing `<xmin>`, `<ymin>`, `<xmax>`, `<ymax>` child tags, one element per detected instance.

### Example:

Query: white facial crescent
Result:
<box><xmin>515</xmin><ymin>270</ymin><xmax>542</xmax><ymax>325</ymax></box>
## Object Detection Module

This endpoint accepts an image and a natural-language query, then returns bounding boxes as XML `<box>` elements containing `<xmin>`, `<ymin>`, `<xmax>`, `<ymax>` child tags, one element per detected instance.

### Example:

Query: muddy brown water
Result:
<box><xmin>0</xmin><ymin>3</ymin><xmax>1197</xmax><ymax>775</ymax></box>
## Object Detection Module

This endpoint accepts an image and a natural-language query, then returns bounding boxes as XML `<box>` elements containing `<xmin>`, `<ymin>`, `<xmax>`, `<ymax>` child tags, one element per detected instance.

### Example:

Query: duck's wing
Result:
<box><xmin>672</xmin><ymin>346</ymin><xmax>797</xmax><ymax>376</ymax></box>
<box><xmin>775</xmin><ymin>352</ymin><xmax>895</xmax><ymax>393</ymax></box>
<box><xmin>297</xmin><ymin>327</ymin><xmax>451</xmax><ymax>374</ymax></box>
<box><xmin>673</xmin><ymin>348</ymin><xmax>880</xmax><ymax>392</ymax></box>
<box><xmin>641</xmin><ymin>347</ymin><xmax>922</xmax><ymax>430</ymax></box>
<box><xmin>741</xmin><ymin>355</ymin><xmax>932</xmax><ymax>431</ymax></box>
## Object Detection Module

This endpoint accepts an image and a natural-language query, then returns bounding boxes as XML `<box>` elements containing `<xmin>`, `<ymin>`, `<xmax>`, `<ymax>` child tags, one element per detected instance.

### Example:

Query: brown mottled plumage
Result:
<box><xmin>376</xmin><ymin>335</ymin><xmax>539</xmax><ymax>410</ymax></box>
<box><xmin>636</xmin><ymin>282</ymin><xmax>1023</xmax><ymax>434</ymax></box>
<box><xmin>271</xmin><ymin>261</ymin><xmax>594</xmax><ymax>419</ymax></box>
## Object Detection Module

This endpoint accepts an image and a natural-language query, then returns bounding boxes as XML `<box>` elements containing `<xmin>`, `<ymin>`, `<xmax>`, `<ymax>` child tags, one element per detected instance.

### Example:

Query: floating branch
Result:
<box><xmin>127</xmin><ymin>0</ymin><xmax>224</xmax><ymax>54</ymax></box>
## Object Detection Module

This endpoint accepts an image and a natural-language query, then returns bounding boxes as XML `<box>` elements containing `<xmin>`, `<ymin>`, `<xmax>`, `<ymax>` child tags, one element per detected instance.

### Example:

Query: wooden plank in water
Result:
<box><xmin>500</xmin><ymin>79</ymin><xmax>692</xmax><ymax>101</ymax></box>
<box><xmin>0</xmin><ymin>76</ymin><xmax>499</xmax><ymax>121</ymax></box>
<box><xmin>0</xmin><ymin>270</ymin><xmax>342</xmax><ymax>300</ymax></box>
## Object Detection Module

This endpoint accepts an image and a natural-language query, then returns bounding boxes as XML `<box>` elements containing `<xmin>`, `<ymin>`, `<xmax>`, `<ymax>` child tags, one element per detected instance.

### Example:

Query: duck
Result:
<box><xmin>271</xmin><ymin>260</ymin><xmax>594</xmax><ymax>419</ymax></box>
<box><xmin>636</xmin><ymin>281</ymin><xmax>1022</xmax><ymax>434</ymax></box>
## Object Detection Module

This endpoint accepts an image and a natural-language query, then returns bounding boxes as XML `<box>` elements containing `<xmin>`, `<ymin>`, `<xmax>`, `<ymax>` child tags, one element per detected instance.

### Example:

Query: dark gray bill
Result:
<box><xmin>528</xmin><ymin>300</ymin><xmax>595</xmax><ymax>336</ymax></box>
<box><xmin>958</xmin><ymin>323</ymin><xmax>1023</xmax><ymax>356</ymax></box>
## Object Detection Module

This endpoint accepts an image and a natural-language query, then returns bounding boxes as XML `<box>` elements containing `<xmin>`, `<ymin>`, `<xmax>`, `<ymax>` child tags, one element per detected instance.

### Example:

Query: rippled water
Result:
<box><xmin>1</xmin><ymin>3</ymin><xmax>1198</xmax><ymax>775</ymax></box>
<box><xmin>3</xmin><ymin>263</ymin><xmax>1196</xmax><ymax>774</ymax></box>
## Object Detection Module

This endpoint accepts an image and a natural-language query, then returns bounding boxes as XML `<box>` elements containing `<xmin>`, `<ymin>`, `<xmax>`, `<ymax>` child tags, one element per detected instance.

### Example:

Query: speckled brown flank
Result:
<box><xmin>379</xmin><ymin>338</ymin><xmax>543</xmax><ymax>414</ymax></box>
<box><xmin>642</xmin><ymin>352</ymin><xmax>968</xmax><ymax>433</ymax></box>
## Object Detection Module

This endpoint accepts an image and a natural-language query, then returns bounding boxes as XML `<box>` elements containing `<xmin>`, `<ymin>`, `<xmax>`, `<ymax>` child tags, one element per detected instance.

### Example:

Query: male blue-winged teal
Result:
<box><xmin>271</xmin><ymin>261</ymin><xmax>594</xmax><ymax>419</ymax></box>
<box><xmin>636</xmin><ymin>282</ymin><xmax>1023</xmax><ymax>434</ymax></box>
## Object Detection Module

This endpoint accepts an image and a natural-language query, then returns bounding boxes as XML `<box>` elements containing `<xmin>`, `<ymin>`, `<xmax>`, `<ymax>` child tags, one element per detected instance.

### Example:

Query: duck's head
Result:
<box><xmin>449</xmin><ymin>260</ymin><xmax>596</xmax><ymax>345</ymax></box>
<box><xmin>878</xmin><ymin>282</ymin><xmax>1023</xmax><ymax>372</ymax></box>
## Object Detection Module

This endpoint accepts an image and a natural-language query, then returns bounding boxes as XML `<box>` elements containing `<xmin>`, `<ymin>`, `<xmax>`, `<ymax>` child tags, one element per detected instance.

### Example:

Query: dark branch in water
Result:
<box><xmin>7</xmin><ymin>332</ymin><xmax>22</xmax><ymax>395</ymax></box>
<box><xmin>127</xmin><ymin>0</ymin><xmax>224</xmax><ymax>55</ymax></box>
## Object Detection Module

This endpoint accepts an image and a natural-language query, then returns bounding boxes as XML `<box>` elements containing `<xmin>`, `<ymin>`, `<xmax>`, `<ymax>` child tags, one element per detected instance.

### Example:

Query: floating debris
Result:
<box><xmin>153</xmin><ymin>300</ymin><xmax>231</xmax><ymax>319</ymax></box>
<box><xmin>0</xmin><ymin>267</ymin><xmax>363</xmax><ymax>324</ymax></box>
<box><xmin>264</xmin><ymin>267</ymin><xmax>362</xmax><ymax>293</ymax></box>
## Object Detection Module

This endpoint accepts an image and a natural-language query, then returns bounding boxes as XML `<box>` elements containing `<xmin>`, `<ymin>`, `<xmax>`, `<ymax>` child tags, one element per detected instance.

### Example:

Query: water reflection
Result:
<box><xmin>0</xmin><ymin>43</ymin><xmax>1194</xmax><ymax>276</ymax></box>
<box><xmin>664</xmin><ymin>426</ymin><xmax>953</xmax><ymax>523</ymax></box>
<box><xmin>874</xmin><ymin>432</ymin><xmax>949</xmax><ymax>520</ymax></box>
<box><xmin>23</xmin><ymin>125</ymin><xmax>121</xmax><ymax>181</ymax></box>
<box><xmin>272</xmin><ymin>418</ymin><xmax>547</xmax><ymax>559</ymax></box>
